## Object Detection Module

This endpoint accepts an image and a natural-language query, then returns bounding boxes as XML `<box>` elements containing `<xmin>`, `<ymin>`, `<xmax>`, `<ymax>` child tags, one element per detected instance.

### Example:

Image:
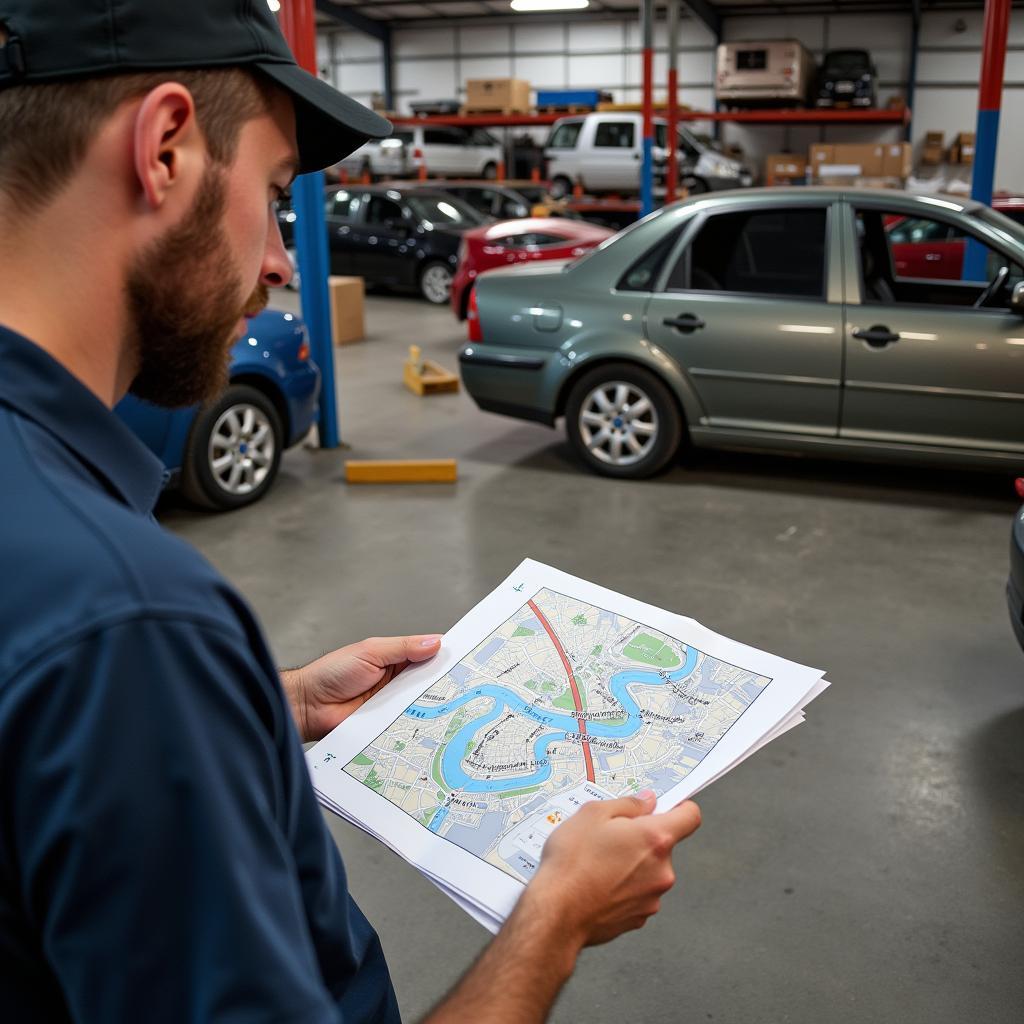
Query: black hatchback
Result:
<box><xmin>278</xmin><ymin>185</ymin><xmax>487</xmax><ymax>304</ymax></box>
<box><xmin>815</xmin><ymin>49</ymin><xmax>877</xmax><ymax>109</ymax></box>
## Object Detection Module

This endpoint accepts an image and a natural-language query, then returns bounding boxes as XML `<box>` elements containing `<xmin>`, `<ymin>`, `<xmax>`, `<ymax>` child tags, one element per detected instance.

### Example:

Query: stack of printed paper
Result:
<box><xmin>309</xmin><ymin>559</ymin><xmax>828</xmax><ymax>933</ymax></box>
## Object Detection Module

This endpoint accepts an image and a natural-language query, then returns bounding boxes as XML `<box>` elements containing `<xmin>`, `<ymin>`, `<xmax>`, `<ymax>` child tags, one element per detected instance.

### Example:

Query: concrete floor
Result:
<box><xmin>161</xmin><ymin>290</ymin><xmax>1024</xmax><ymax>1024</ymax></box>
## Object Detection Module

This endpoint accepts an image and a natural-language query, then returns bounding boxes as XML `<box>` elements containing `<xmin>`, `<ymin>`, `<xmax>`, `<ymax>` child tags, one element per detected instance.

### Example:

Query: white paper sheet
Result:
<box><xmin>309</xmin><ymin>559</ymin><xmax>827</xmax><ymax>927</ymax></box>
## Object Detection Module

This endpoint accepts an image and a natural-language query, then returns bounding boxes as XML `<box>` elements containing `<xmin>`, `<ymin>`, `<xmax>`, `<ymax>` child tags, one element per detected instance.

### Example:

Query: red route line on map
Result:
<box><xmin>527</xmin><ymin>598</ymin><xmax>596</xmax><ymax>784</ymax></box>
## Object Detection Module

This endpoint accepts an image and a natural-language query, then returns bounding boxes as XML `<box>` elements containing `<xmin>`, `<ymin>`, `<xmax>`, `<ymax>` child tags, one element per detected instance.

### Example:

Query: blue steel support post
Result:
<box><xmin>905</xmin><ymin>1</ymin><xmax>920</xmax><ymax>142</ymax></box>
<box><xmin>964</xmin><ymin>0</ymin><xmax>1011</xmax><ymax>281</ymax></box>
<box><xmin>293</xmin><ymin>172</ymin><xmax>339</xmax><ymax>449</ymax></box>
<box><xmin>640</xmin><ymin>0</ymin><xmax>655</xmax><ymax>218</ymax></box>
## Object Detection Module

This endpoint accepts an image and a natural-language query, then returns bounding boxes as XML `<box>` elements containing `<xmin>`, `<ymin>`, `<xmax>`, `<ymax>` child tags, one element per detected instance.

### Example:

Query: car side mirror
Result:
<box><xmin>1012</xmin><ymin>280</ymin><xmax>1024</xmax><ymax>315</ymax></box>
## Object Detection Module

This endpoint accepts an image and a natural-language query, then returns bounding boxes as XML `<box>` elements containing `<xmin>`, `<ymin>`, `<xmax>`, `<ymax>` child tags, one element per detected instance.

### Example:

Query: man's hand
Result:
<box><xmin>422</xmin><ymin>791</ymin><xmax>701</xmax><ymax>1023</ymax></box>
<box><xmin>527</xmin><ymin>790</ymin><xmax>702</xmax><ymax>947</ymax></box>
<box><xmin>282</xmin><ymin>635</ymin><xmax>441</xmax><ymax>743</ymax></box>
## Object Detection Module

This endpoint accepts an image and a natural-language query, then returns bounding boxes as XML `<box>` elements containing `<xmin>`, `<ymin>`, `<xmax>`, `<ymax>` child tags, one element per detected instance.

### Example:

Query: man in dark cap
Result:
<box><xmin>0</xmin><ymin>3</ymin><xmax>701</xmax><ymax>1021</ymax></box>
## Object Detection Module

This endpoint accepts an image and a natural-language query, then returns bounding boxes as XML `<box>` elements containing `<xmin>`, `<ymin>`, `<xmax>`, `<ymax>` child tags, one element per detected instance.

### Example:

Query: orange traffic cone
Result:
<box><xmin>360</xmin><ymin>166</ymin><xmax>371</xmax><ymax>185</ymax></box>
<box><xmin>496</xmin><ymin>160</ymin><xmax>506</xmax><ymax>182</ymax></box>
<box><xmin>572</xmin><ymin>177</ymin><xmax>583</xmax><ymax>199</ymax></box>
<box><xmin>530</xmin><ymin>166</ymin><xmax>541</xmax><ymax>183</ymax></box>
<box><xmin>339</xmin><ymin>167</ymin><xmax>349</xmax><ymax>184</ymax></box>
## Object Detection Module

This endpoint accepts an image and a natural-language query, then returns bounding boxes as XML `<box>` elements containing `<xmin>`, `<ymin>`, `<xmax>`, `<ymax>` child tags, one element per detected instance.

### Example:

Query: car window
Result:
<box><xmin>858</xmin><ymin>208</ymin><xmax>1024</xmax><ymax>306</ymax></box>
<box><xmin>547</xmin><ymin>122</ymin><xmax>583</xmax><ymax>149</ymax></box>
<box><xmin>424</xmin><ymin>127</ymin><xmax>464</xmax><ymax>146</ymax></box>
<box><xmin>446</xmin><ymin>187</ymin><xmax>494</xmax><ymax>217</ymax></box>
<box><xmin>363</xmin><ymin>195</ymin><xmax>404</xmax><ymax>225</ymax></box>
<box><xmin>498</xmin><ymin>195</ymin><xmax>530</xmax><ymax>218</ymax></box>
<box><xmin>327</xmin><ymin>189</ymin><xmax>360</xmax><ymax>220</ymax></box>
<box><xmin>470</xmin><ymin>128</ymin><xmax>498</xmax><ymax>146</ymax></box>
<box><xmin>887</xmin><ymin>217</ymin><xmax>962</xmax><ymax>244</ymax></box>
<box><xmin>495</xmin><ymin>232</ymin><xmax>569</xmax><ymax>249</ymax></box>
<box><xmin>617</xmin><ymin>228</ymin><xmax>682</xmax><ymax>291</ymax></box>
<box><xmin>594</xmin><ymin>121</ymin><xmax>635</xmax><ymax>148</ymax></box>
<box><xmin>666</xmin><ymin>208</ymin><xmax>827</xmax><ymax>298</ymax></box>
<box><xmin>405</xmin><ymin>194</ymin><xmax>484</xmax><ymax>226</ymax></box>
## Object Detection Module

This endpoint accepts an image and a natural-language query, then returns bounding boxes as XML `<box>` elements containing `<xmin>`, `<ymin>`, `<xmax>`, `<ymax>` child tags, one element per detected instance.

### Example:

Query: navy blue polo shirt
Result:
<box><xmin>0</xmin><ymin>325</ymin><xmax>401</xmax><ymax>1024</ymax></box>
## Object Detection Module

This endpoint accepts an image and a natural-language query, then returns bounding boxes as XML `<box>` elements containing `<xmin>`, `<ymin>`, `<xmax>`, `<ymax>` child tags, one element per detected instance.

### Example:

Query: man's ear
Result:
<box><xmin>132</xmin><ymin>83</ymin><xmax>204</xmax><ymax>210</ymax></box>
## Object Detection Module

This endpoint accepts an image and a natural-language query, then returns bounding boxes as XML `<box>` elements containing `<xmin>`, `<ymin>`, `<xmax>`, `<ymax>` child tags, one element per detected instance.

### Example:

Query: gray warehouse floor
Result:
<box><xmin>161</xmin><ymin>292</ymin><xmax>1024</xmax><ymax>1024</ymax></box>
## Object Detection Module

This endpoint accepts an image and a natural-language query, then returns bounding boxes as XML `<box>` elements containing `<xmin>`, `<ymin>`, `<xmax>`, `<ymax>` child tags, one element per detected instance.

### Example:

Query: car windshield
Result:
<box><xmin>405</xmin><ymin>194</ymin><xmax>486</xmax><ymax>226</ymax></box>
<box><xmin>972</xmin><ymin>206</ymin><xmax>1024</xmax><ymax>249</ymax></box>
<box><xmin>825</xmin><ymin>51</ymin><xmax>868</xmax><ymax>76</ymax></box>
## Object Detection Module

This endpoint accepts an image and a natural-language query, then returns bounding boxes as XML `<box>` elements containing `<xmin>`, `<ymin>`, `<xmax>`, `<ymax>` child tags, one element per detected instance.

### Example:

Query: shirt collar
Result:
<box><xmin>0</xmin><ymin>324</ymin><xmax>166</xmax><ymax>514</ymax></box>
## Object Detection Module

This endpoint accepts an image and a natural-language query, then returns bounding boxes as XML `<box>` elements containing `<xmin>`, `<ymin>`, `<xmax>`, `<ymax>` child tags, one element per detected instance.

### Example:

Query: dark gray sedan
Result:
<box><xmin>459</xmin><ymin>188</ymin><xmax>1024</xmax><ymax>478</ymax></box>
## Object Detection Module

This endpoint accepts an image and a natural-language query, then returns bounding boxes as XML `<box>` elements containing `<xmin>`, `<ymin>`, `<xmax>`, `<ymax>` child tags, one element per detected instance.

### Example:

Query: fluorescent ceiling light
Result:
<box><xmin>511</xmin><ymin>0</ymin><xmax>589</xmax><ymax>11</ymax></box>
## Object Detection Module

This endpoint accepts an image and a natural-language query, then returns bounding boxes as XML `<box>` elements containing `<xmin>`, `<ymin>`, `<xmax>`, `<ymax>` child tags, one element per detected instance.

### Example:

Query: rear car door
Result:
<box><xmin>644</xmin><ymin>202</ymin><xmax>843</xmax><ymax>435</ymax></box>
<box><xmin>422</xmin><ymin>127</ymin><xmax>466</xmax><ymax>176</ymax></box>
<box><xmin>323</xmin><ymin>187</ymin><xmax>361</xmax><ymax>275</ymax></box>
<box><xmin>357</xmin><ymin>193</ymin><xmax>415</xmax><ymax>285</ymax></box>
<box><xmin>841</xmin><ymin>201</ymin><xmax>1024</xmax><ymax>455</ymax></box>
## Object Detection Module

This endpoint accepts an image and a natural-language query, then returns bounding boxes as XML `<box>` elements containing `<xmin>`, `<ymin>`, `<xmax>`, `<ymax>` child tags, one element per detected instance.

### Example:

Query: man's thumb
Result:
<box><xmin>604</xmin><ymin>789</ymin><xmax>658</xmax><ymax>819</ymax></box>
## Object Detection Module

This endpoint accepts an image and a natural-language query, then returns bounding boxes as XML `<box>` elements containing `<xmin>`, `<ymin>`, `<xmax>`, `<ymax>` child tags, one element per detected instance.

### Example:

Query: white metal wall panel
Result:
<box><xmin>394</xmin><ymin>59</ymin><xmax>458</xmax><ymax>103</ymax></box>
<box><xmin>460</xmin><ymin>26</ymin><xmax>511</xmax><ymax>55</ymax></box>
<box><xmin>514</xmin><ymin>55</ymin><xmax>566</xmax><ymax>90</ymax></box>
<box><xmin>461</xmin><ymin>55</ymin><xmax>513</xmax><ymax>82</ymax></box>
<box><xmin>568</xmin><ymin>22</ymin><xmax>624</xmax><ymax>52</ymax></box>
<box><xmin>721</xmin><ymin>16</ymin><xmax>826</xmax><ymax>50</ymax></box>
<box><xmin>394</xmin><ymin>29</ymin><xmax>452</xmax><ymax>58</ymax></box>
<box><xmin>567</xmin><ymin>53</ymin><xmax>622</xmax><ymax>89</ymax></box>
<box><xmin>510</xmin><ymin>24</ymin><xmax>564</xmax><ymax>54</ymax></box>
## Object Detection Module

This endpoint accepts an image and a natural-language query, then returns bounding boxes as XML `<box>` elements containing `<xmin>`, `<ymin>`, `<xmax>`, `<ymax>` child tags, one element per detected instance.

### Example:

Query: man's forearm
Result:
<box><xmin>278</xmin><ymin>666</ymin><xmax>308</xmax><ymax>740</ymax></box>
<box><xmin>420</xmin><ymin>888</ymin><xmax>584</xmax><ymax>1024</ymax></box>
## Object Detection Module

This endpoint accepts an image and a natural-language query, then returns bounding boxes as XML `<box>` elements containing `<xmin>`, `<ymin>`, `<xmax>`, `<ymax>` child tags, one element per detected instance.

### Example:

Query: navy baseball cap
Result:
<box><xmin>0</xmin><ymin>0</ymin><xmax>392</xmax><ymax>173</ymax></box>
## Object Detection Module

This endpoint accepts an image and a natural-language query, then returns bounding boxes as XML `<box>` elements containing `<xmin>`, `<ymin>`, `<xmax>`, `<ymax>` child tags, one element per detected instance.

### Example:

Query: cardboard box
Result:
<box><xmin>950</xmin><ymin>131</ymin><xmax>975</xmax><ymax>165</ymax></box>
<box><xmin>921</xmin><ymin>130</ymin><xmax>944</xmax><ymax>165</ymax></box>
<box><xmin>765</xmin><ymin>153</ymin><xmax>807</xmax><ymax>182</ymax></box>
<box><xmin>328</xmin><ymin>276</ymin><xmax>365</xmax><ymax>346</ymax></box>
<box><xmin>465</xmin><ymin>78</ymin><xmax>531</xmax><ymax>113</ymax></box>
<box><xmin>882</xmin><ymin>142</ymin><xmax>912</xmax><ymax>178</ymax></box>
<box><xmin>809</xmin><ymin>143</ymin><xmax>884</xmax><ymax>179</ymax></box>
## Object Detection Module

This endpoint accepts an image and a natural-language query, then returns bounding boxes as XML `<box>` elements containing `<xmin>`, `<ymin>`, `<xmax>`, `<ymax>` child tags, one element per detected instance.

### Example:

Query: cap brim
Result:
<box><xmin>256</xmin><ymin>62</ymin><xmax>392</xmax><ymax>174</ymax></box>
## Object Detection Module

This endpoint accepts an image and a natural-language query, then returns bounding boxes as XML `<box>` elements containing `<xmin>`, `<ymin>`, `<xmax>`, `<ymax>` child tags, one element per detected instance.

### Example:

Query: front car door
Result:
<box><xmin>643</xmin><ymin>200</ymin><xmax>844</xmax><ymax>437</ymax></box>
<box><xmin>323</xmin><ymin>187</ymin><xmax>361</xmax><ymax>275</ymax></box>
<box><xmin>357</xmin><ymin>193</ymin><xmax>415</xmax><ymax>285</ymax></box>
<box><xmin>840</xmin><ymin>198</ymin><xmax>1024</xmax><ymax>458</ymax></box>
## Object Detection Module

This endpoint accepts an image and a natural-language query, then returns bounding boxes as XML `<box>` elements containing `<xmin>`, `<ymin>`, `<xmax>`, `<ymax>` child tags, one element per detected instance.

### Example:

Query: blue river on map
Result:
<box><xmin>410</xmin><ymin>645</ymin><xmax>700</xmax><ymax>829</ymax></box>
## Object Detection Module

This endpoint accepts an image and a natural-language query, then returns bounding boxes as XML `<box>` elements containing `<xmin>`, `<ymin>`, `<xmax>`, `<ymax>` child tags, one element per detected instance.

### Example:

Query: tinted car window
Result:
<box><xmin>364</xmin><ymin>195</ymin><xmax>404</xmax><ymax>225</ymax></box>
<box><xmin>327</xmin><ymin>189</ymin><xmax>360</xmax><ymax>219</ymax></box>
<box><xmin>594</xmin><ymin>122</ymin><xmax>635</xmax><ymax>148</ymax></box>
<box><xmin>498</xmin><ymin>195</ymin><xmax>530</xmax><ymax>218</ymax></box>
<box><xmin>424</xmin><ymin>127</ymin><xmax>464</xmax><ymax>145</ymax></box>
<box><xmin>548</xmin><ymin>122</ymin><xmax>583</xmax><ymax>149</ymax></box>
<box><xmin>405</xmin><ymin>194</ymin><xmax>484</xmax><ymax>225</ymax></box>
<box><xmin>447</xmin><ymin>187</ymin><xmax>497</xmax><ymax>217</ymax></box>
<box><xmin>669</xmin><ymin>209</ymin><xmax>827</xmax><ymax>298</ymax></box>
<box><xmin>617</xmin><ymin>229</ymin><xmax>681</xmax><ymax>291</ymax></box>
<box><xmin>887</xmin><ymin>217</ymin><xmax>962</xmax><ymax>244</ymax></box>
<box><xmin>470</xmin><ymin>128</ymin><xmax>498</xmax><ymax>146</ymax></box>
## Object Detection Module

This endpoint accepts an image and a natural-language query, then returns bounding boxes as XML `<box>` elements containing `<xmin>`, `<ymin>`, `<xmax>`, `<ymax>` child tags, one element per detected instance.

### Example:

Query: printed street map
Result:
<box><xmin>343</xmin><ymin>587</ymin><xmax>770</xmax><ymax>884</ymax></box>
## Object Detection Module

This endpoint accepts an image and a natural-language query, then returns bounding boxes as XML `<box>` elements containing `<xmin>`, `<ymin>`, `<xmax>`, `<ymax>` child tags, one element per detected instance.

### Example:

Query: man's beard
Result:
<box><xmin>126</xmin><ymin>165</ymin><xmax>268</xmax><ymax>408</ymax></box>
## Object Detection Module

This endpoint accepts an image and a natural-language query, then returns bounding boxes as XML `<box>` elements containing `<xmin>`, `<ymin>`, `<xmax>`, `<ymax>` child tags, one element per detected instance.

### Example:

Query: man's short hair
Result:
<box><xmin>0</xmin><ymin>68</ymin><xmax>273</xmax><ymax>215</ymax></box>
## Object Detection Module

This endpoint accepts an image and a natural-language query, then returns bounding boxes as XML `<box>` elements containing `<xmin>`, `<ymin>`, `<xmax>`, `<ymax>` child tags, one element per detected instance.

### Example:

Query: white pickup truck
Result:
<box><xmin>543</xmin><ymin>112</ymin><xmax>752</xmax><ymax>196</ymax></box>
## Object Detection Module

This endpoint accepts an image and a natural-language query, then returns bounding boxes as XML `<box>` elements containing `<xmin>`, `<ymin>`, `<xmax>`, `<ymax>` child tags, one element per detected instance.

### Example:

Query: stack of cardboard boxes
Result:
<box><xmin>462</xmin><ymin>78</ymin><xmax>531</xmax><ymax>115</ymax></box>
<box><xmin>764</xmin><ymin>143</ymin><xmax>912</xmax><ymax>187</ymax></box>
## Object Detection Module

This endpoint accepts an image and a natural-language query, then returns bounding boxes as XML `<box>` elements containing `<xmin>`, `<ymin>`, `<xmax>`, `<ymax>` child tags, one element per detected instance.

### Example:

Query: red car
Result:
<box><xmin>452</xmin><ymin>217</ymin><xmax>614</xmax><ymax>330</ymax></box>
<box><xmin>886</xmin><ymin>194</ymin><xmax>1024</xmax><ymax>280</ymax></box>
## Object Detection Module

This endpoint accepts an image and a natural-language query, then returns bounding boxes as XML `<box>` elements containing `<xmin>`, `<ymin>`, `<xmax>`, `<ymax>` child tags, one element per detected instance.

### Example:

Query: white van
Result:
<box><xmin>335</xmin><ymin>124</ymin><xmax>504</xmax><ymax>180</ymax></box>
<box><xmin>543</xmin><ymin>112</ymin><xmax>751</xmax><ymax>196</ymax></box>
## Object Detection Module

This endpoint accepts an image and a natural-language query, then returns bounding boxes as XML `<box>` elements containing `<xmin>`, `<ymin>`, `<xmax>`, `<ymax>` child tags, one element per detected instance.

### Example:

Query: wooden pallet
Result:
<box><xmin>459</xmin><ymin>104</ymin><xmax>532</xmax><ymax>116</ymax></box>
<box><xmin>536</xmin><ymin>104</ymin><xmax>595</xmax><ymax>115</ymax></box>
<box><xmin>597</xmin><ymin>101</ymin><xmax>695</xmax><ymax>113</ymax></box>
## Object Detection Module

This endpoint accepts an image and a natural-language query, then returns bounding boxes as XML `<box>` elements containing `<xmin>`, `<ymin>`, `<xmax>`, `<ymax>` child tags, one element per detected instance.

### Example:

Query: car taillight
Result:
<box><xmin>1016</xmin><ymin>477</ymin><xmax>1024</xmax><ymax>500</ymax></box>
<box><xmin>467</xmin><ymin>287</ymin><xmax>482</xmax><ymax>343</ymax></box>
<box><xmin>297</xmin><ymin>339</ymin><xmax>310</xmax><ymax>361</ymax></box>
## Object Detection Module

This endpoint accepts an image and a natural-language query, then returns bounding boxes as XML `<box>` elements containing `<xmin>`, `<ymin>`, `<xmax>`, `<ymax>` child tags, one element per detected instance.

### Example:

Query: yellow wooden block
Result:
<box><xmin>345</xmin><ymin>459</ymin><xmax>458</xmax><ymax>484</ymax></box>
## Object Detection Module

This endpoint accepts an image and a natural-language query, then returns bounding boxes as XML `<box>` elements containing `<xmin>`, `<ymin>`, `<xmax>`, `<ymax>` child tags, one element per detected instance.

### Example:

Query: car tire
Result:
<box><xmin>681</xmin><ymin>175</ymin><xmax>708</xmax><ymax>195</ymax></box>
<box><xmin>550</xmin><ymin>175</ymin><xmax>574</xmax><ymax>199</ymax></box>
<box><xmin>565</xmin><ymin>363</ymin><xmax>683</xmax><ymax>479</ymax></box>
<box><xmin>181</xmin><ymin>385</ymin><xmax>284</xmax><ymax>511</ymax></box>
<box><xmin>419</xmin><ymin>260</ymin><xmax>454</xmax><ymax>304</ymax></box>
<box><xmin>482</xmin><ymin>161</ymin><xmax>498</xmax><ymax>180</ymax></box>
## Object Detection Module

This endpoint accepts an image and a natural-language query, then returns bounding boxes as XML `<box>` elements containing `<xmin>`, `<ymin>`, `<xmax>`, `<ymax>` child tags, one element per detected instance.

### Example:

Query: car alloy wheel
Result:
<box><xmin>181</xmin><ymin>384</ymin><xmax>284</xmax><ymax>510</ymax></box>
<box><xmin>420</xmin><ymin>261</ymin><xmax>454</xmax><ymax>304</ymax></box>
<box><xmin>482</xmin><ymin>161</ymin><xmax>498</xmax><ymax>180</ymax></box>
<box><xmin>550</xmin><ymin>175</ymin><xmax>573</xmax><ymax>199</ymax></box>
<box><xmin>565</xmin><ymin>362</ymin><xmax>682</xmax><ymax>479</ymax></box>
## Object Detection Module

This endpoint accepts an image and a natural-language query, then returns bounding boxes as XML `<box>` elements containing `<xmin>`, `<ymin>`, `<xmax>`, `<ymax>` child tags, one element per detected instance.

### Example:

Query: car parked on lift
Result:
<box><xmin>887</xmin><ymin>194</ymin><xmax>1024</xmax><ymax>279</ymax></box>
<box><xmin>452</xmin><ymin>216</ymin><xmax>615</xmax><ymax>323</ymax></box>
<box><xmin>815</xmin><ymin>49</ymin><xmax>878</xmax><ymax>109</ymax></box>
<box><xmin>459</xmin><ymin>188</ymin><xmax>1024</xmax><ymax>478</ymax></box>
<box><xmin>1009</xmin><ymin>478</ymin><xmax>1024</xmax><ymax>654</ymax></box>
<box><xmin>544</xmin><ymin>112</ymin><xmax>752</xmax><ymax>197</ymax></box>
<box><xmin>115</xmin><ymin>310</ymin><xmax>320</xmax><ymax>510</ymax></box>
<box><xmin>278</xmin><ymin>185</ymin><xmax>487</xmax><ymax>304</ymax></box>
<box><xmin>333</xmin><ymin>124</ymin><xmax>504</xmax><ymax>181</ymax></box>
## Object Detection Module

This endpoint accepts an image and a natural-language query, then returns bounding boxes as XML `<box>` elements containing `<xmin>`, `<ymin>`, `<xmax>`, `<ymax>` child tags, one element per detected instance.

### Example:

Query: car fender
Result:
<box><xmin>552</xmin><ymin>333</ymin><xmax>705</xmax><ymax>429</ymax></box>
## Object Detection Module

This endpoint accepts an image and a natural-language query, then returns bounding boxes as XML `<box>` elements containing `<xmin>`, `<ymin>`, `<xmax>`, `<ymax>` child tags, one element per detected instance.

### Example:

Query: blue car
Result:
<box><xmin>115</xmin><ymin>310</ymin><xmax>320</xmax><ymax>510</ymax></box>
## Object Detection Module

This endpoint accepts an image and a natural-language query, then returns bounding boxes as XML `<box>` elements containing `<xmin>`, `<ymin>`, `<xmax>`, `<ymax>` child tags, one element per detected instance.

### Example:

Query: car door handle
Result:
<box><xmin>663</xmin><ymin>313</ymin><xmax>706</xmax><ymax>332</ymax></box>
<box><xmin>853</xmin><ymin>325</ymin><xmax>900</xmax><ymax>348</ymax></box>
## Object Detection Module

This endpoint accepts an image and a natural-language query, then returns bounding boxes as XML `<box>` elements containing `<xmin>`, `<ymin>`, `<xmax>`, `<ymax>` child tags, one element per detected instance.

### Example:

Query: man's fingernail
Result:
<box><xmin>637</xmin><ymin>789</ymin><xmax>656</xmax><ymax>800</ymax></box>
<box><xmin>420</xmin><ymin>635</ymin><xmax>442</xmax><ymax>647</ymax></box>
